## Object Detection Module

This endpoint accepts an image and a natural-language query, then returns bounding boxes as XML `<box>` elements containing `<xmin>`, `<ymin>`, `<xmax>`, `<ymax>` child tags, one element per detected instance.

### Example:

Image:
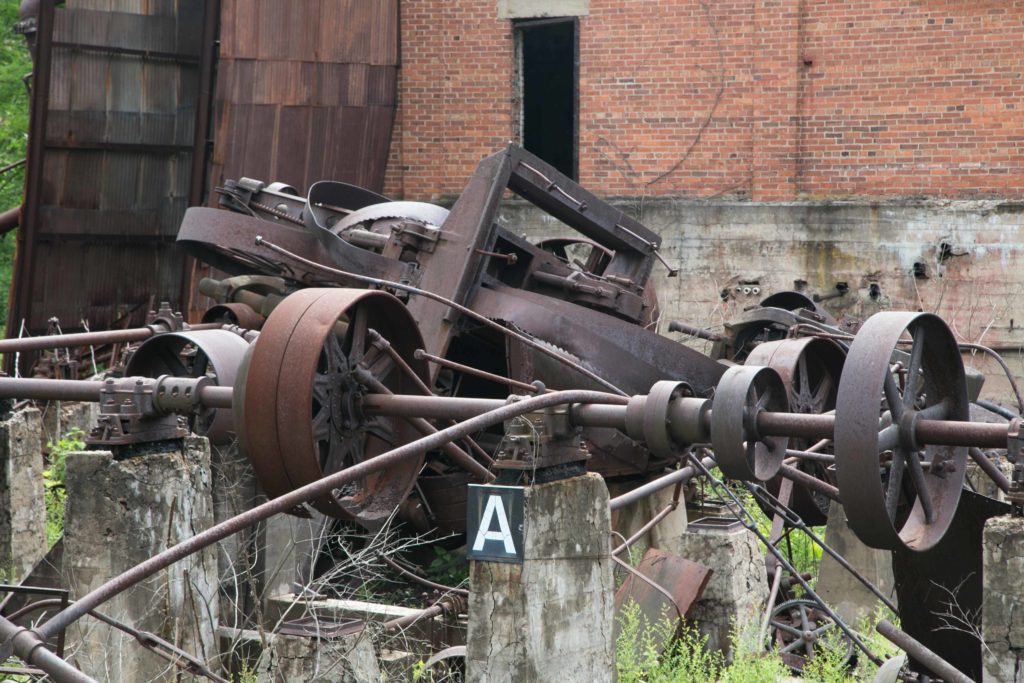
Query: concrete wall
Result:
<box><xmin>63</xmin><ymin>437</ymin><xmax>218</xmax><ymax>682</ymax></box>
<box><xmin>501</xmin><ymin>197</ymin><xmax>1024</xmax><ymax>404</ymax></box>
<box><xmin>385</xmin><ymin>1</ymin><xmax>1024</xmax><ymax>200</ymax></box>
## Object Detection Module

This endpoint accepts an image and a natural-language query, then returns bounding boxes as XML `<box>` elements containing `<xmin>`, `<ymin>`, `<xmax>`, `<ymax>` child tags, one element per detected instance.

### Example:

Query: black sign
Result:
<box><xmin>466</xmin><ymin>484</ymin><xmax>525</xmax><ymax>563</ymax></box>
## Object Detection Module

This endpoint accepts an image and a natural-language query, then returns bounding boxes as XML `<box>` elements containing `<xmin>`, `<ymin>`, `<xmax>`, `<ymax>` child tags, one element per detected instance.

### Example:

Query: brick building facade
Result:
<box><xmin>384</xmin><ymin>0</ymin><xmax>1024</xmax><ymax>201</ymax></box>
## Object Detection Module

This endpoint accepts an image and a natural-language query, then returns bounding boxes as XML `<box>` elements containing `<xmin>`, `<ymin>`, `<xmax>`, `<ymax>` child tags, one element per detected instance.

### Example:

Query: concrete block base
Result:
<box><xmin>254</xmin><ymin>631</ymin><xmax>380</xmax><ymax>683</ymax></box>
<box><xmin>63</xmin><ymin>436</ymin><xmax>219</xmax><ymax>683</ymax></box>
<box><xmin>467</xmin><ymin>473</ymin><xmax>615</xmax><ymax>682</ymax></box>
<box><xmin>675</xmin><ymin>518</ymin><xmax>768</xmax><ymax>656</ymax></box>
<box><xmin>0</xmin><ymin>408</ymin><xmax>46</xmax><ymax>580</ymax></box>
<box><xmin>983</xmin><ymin>515</ymin><xmax>1024</xmax><ymax>682</ymax></box>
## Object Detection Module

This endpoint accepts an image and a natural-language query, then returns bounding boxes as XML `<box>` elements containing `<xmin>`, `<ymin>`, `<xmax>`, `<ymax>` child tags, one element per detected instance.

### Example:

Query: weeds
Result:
<box><xmin>43</xmin><ymin>427</ymin><xmax>85</xmax><ymax>547</ymax></box>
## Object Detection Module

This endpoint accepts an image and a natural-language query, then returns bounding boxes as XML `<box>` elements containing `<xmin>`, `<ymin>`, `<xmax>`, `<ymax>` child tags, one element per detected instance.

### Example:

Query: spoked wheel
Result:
<box><xmin>711</xmin><ymin>365</ymin><xmax>790</xmax><ymax>482</ymax></box>
<box><xmin>125</xmin><ymin>329</ymin><xmax>250</xmax><ymax>444</ymax></box>
<box><xmin>746</xmin><ymin>338</ymin><xmax>845</xmax><ymax>525</ymax></box>
<box><xmin>767</xmin><ymin>599</ymin><xmax>854</xmax><ymax>673</ymax></box>
<box><xmin>835</xmin><ymin>312</ymin><xmax>969</xmax><ymax>551</ymax></box>
<box><xmin>238</xmin><ymin>288</ymin><xmax>430</xmax><ymax>528</ymax></box>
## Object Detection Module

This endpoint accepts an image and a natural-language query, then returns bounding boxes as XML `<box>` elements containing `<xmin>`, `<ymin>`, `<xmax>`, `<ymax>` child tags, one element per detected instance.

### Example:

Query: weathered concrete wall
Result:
<box><xmin>502</xmin><ymin>198</ymin><xmax>1024</xmax><ymax>404</ymax></box>
<box><xmin>254</xmin><ymin>631</ymin><xmax>380</xmax><ymax>683</ymax></box>
<box><xmin>983</xmin><ymin>515</ymin><xmax>1024</xmax><ymax>682</ymax></box>
<box><xmin>467</xmin><ymin>473</ymin><xmax>615</xmax><ymax>682</ymax></box>
<box><xmin>0</xmin><ymin>408</ymin><xmax>46</xmax><ymax>580</ymax></box>
<box><xmin>675</xmin><ymin>520</ymin><xmax>768</xmax><ymax>656</ymax></box>
<box><xmin>63</xmin><ymin>437</ymin><xmax>218</xmax><ymax>683</ymax></box>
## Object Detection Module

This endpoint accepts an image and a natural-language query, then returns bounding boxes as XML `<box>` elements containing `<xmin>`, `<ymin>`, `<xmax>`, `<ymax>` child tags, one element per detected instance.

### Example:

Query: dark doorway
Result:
<box><xmin>516</xmin><ymin>18</ymin><xmax>578</xmax><ymax>179</ymax></box>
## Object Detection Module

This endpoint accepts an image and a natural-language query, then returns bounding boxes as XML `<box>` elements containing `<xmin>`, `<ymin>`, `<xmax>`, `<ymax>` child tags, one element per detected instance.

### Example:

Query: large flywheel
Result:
<box><xmin>237</xmin><ymin>288</ymin><xmax>430</xmax><ymax>527</ymax></box>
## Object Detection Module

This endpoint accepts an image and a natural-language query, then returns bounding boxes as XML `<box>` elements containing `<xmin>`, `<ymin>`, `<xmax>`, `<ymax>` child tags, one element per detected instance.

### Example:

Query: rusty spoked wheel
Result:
<box><xmin>835</xmin><ymin>312</ymin><xmax>969</xmax><ymax>552</ymax></box>
<box><xmin>711</xmin><ymin>365</ymin><xmax>790</xmax><ymax>482</ymax></box>
<box><xmin>125</xmin><ymin>329</ymin><xmax>250</xmax><ymax>444</ymax></box>
<box><xmin>239</xmin><ymin>288</ymin><xmax>430</xmax><ymax>527</ymax></box>
<box><xmin>746</xmin><ymin>338</ymin><xmax>845</xmax><ymax>525</ymax></box>
<box><xmin>767</xmin><ymin>599</ymin><xmax>854</xmax><ymax>673</ymax></box>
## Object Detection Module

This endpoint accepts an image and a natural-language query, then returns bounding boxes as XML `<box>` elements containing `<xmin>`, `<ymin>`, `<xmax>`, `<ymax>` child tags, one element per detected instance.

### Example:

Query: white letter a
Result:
<box><xmin>472</xmin><ymin>495</ymin><xmax>517</xmax><ymax>555</ymax></box>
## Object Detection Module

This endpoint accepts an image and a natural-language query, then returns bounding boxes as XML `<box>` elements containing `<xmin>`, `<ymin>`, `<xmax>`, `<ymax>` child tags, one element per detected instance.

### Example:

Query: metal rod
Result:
<box><xmin>368</xmin><ymin>331</ymin><xmax>493</xmax><ymax>466</ymax></box>
<box><xmin>0</xmin><ymin>322</ymin><xmax>223</xmax><ymax>354</ymax></box>
<box><xmin>779</xmin><ymin>464</ymin><xmax>841</xmax><ymax>503</ymax></box>
<box><xmin>414</xmin><ymin>349</ymin><xmax>542</xmax><ymax>394</ymax></box>
<box><xmin>747</xmin><ymin>483</ymin><xmax>898</xmax><ymax>615</ymax></box>
<box><xmin>353</xmin><ymin>370</ymin><xmax>492</xmax><ymax>483</ymax></box>
<box><xmin>609</xmin><ymin>457</ymin><xmax>714</xmax><ymax>510</ymax></box>
<box><xmin>784</xmin><ymin>448</ymin><xmax>835</xmax><ymax>463</ymax></box>
<box><xmin>688</xmin><ymin>456</ymin><xmax>882</xmax><ymax>666</ymax></box>
<box><xmin>570</xmin><ymin>403</ymin><xmax>628</xmax><ymax>429</ymax></box>
<box><xmin>0</xmin><ymin>206</ymin><xmax>20</xmax><ymax>237</ymax></box>
<box><xmin>34</xmin><ymin>390</ymin><xmax>622</xmax><ymax>641</ymax></box>
<box><xmin>968</xmin><ymin>447</ymin><xmax>1011</xmax><ymax>493</ymax></box>
<box><xmin>0</xmin><ymin>378</ymin><xmax>105</xmax><ymax>402</ymax></box>
<box><xmin>612</xmin><ymin>499</ymin><xmax>677</xmax><ymax>556</ymax></box>
<box><xmin>875</xmin><ymin>620</ymin><xmax>972</xmax><ymax>683</ymax></box>
<box><xmin>667</xmin><ymin>320</ymin><xmax>723</xmax><ymax>343</ymax></box>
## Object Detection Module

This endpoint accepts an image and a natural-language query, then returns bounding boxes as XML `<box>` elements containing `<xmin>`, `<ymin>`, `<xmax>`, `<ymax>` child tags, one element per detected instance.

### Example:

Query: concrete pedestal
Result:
<box><xmin>466</xmin><ymin>473</ymin><xmax>615</xmax><ymax>682</ymax></box>
<box><xmin>983</xmin><ymin>515</ymin><xmax>1024</xmax><ymax>682</ymax></box>
<box><xmin>63</xmin><ymin>436</ymin><xmax>219</xmax><ymax>682</ymax></box>
<box><xmin>816</xmin><ymin>501</ymin><xmax>896</xmax><ymax>623</ymax></box>
<box><xmin>609</xmin><ymin>481</ymin><xmax>688</xmax><ymax>556</ymax></box>
<box><xmin>675</xmin><ymin>518</ymin><xmax>767</xmax><ymax>656</ymax></box>
<box><xmin>0</xmin><ymin>408</ymin><xmax>46</xmax><ymax>580</ymax></box>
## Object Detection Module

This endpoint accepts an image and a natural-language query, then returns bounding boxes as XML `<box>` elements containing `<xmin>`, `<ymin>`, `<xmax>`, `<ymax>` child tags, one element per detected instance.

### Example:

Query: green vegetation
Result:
<box><xmin>615</xmin><ymin>601</ymin><xmax>901</xmax><ymax>683</ymax></box>
<box><xmin>0</xmin><ymin>0</ymin><xmax>30</xmax><ymax>332</ymax></box>
<box><xmin>43</xmin><ymin>427</ymin><xmax>85</xmax><ymax>547</ymax></box>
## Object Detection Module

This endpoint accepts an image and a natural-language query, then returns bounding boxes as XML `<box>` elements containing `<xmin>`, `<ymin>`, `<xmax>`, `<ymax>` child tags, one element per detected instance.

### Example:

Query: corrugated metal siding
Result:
<box><xmin>8</xmin><ymin>0</ymin><xmax>210</xmax><ymax>365</ymax></box>
<box><xmin>210</xmin><ymin>0</ymin><xmax>399</xmax><ymax>194</ymax></box>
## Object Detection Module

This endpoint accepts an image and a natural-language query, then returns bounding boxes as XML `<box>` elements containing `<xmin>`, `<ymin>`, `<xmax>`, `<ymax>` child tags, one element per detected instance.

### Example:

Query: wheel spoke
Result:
<box><xmin>904</xmin><ymin>333</ymin><xmax>926</xmax><ymax>409</ymax></box>
<box><xmin>311</xmin><ymin>406</ymin><xmax>330</xmax><ymax>440</ymax></box>
<box><xmin>905</xmin><ymin>450</ymin><xmax>934</xmax><ymax>523</ymax></box>
<box><xmin>810</xmin><ymin>373</ymin><xmax>833</xmax><ymax>409</ymax></box>
<box><xmin>797</xmin><ymin>354</ymin><xmax>811</xmax><ymax>398</ymax></box>
<box><xmin>918</xmin><ymin>399</ymin><xmax>950</xmax><ymax>421</ymax></box>
<box><xmin>885</xmin><ymin>449</ymin><xmax>907</xmax><ymax>520</ymax></box>
<box><xmin>781</xmin><ymin>639</ymin><xmax>807</xmax><ymax>655</ymax></box>
<box><xmin>158</xmin><ymin>347</ymin><xmax>189</xmax><ymax>376</ymax></box>
<box><xmin>770</xmin><ymin>620</ymin><xmax>803</xmax><ymax>637</ymax></box>
<box><xmin>878</xmin><ymin>424</ymin><xmax>900</xmax><ymax>452</ymax></box>
<box><xmin>756</xmin><ymin>386</ymin><xmax>773</xmax><ymax>411</ymax></box>
<box><xmin>347</xmin><ymin>306</ymin><xmax>369</xmax><ymax>365</ymax></box>
<box><xmin>883</xmin><ymin>371</ymin><xmax>904</xmax><ymax>421</ymax></box>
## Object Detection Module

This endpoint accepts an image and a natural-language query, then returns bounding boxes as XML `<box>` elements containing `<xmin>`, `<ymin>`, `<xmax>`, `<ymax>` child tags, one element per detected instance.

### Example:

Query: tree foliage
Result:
<box><xmin>0</xmin><ymin>0</ymin><xmax>30</xmax><ymax>331</ymax></box>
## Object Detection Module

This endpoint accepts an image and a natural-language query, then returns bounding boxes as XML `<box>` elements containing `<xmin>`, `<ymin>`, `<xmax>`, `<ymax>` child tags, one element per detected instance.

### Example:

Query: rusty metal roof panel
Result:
<box><xmin>8</xmin><ymin>1</ymin><xmax>210</xmax><ymax>367</ymax></box>
<box><xmin>210</xmin><ymin>0</ymin><xmax>399</xmax><ymax>194</ymax></box>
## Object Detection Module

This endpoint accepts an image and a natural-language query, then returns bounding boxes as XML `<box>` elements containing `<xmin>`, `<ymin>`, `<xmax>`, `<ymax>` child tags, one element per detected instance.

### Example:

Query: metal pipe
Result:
<box><xmin>34</xmin><ymin>389</ymin><xmax>622</xmax><ymax>640</ymax></box>
<box><xmin>570</xmin><ymin>403</ymin><xmax>628</xmax><ymax>429</ymax></box>
<box><xmin>875</xmin><ymin>620</ymin><xmax>972</xmax><ymax>683</ymax></box>
<box><xmin>414</xmin><ymin>349</ymin><xmax>542</xmax><ymax>394</ymax></box>
<box><xmin>363</xmin><ymin>394</ymin><xmax>515</xmax><ymax>421</ymax></box>
<box><xmin>0</xmin><ymin>378</ymin><xmax>105</xmax><ymax>402</ymax></box>
<box><xmin>0</xmin><ymin>613</ymin><xmax>95</xmax><ymax>682</ymax></box>
<box><xmin>0</xmin><ymin>205</ymin><xmax>20</xmax><ymax>236</ymax></box>
<box><xmin>609</xmin><ymin>457</ymin><xmax>714</xmax><ymax>510</ymax></box>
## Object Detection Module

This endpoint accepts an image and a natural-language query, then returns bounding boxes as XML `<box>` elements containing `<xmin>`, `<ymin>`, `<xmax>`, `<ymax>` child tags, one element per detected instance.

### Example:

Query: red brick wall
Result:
<box><xmin>384</xmin><ymin>0</ymin><xmax>1024</xmax><ymax>201</ymax></box>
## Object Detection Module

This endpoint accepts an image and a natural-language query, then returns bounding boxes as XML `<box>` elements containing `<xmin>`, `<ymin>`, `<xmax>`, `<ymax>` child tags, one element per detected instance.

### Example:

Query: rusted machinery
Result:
<box><xmin>0</xmin><ymin>145</ymin><xmax>1016</xmax><ymax>681</ymax></box>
